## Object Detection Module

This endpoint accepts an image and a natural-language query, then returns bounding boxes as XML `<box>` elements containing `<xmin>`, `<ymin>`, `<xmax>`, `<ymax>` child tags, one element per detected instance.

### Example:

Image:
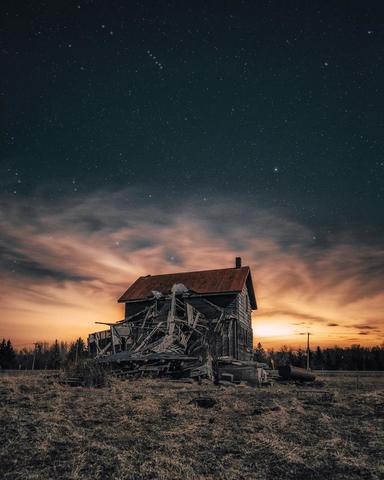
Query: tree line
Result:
<box><xmin>1</xmin><ymin>338</ymin><xmax>384</xmax><ymax>370</ymax></box>
<box><xmin>0</xmin><ymin>338</ymin><xmax>88</xmax><ymax>370</ymax></box>
<box><xmin>254</xmin><ymin>343</ymin><xmax>384</xmax><ymax>370</ymax></box>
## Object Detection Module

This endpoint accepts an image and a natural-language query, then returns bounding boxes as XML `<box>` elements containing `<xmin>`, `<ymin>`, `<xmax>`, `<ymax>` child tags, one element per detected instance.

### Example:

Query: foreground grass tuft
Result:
<box><xmin>61</xmin><ymin>359</ymin><xmax>109</xmax><ymax>387</ymax></box>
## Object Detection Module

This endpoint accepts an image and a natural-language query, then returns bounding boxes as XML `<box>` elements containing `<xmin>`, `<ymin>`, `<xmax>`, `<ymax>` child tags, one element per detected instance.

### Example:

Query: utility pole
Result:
<box><xmin>31</xmin><ymin>342</ymin><xmax>39</xmax><ymax>370</ymax></box>
<box><xmin>306</xmin><ymin>332</ymin><xmax>310</xmax><ymax>370</ymax></box>
<box><xmin>75</xmin><ymin>338</ymin><xmax>79</xmax><ymax>364</ymax></box>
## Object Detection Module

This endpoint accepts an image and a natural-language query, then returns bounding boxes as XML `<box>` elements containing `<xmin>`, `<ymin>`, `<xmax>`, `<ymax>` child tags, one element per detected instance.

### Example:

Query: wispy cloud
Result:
<box><xmin>0</xmin><ymin>190</ymin><xmax>383</xmax><ymax>346</ymax></box>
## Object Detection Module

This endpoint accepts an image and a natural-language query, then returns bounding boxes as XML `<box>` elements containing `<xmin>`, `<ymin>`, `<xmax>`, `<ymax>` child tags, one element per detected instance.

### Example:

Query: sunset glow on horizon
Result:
<box><xmin>253</xmin><ymin>322</ymin><xmax>295</xmax><ymax>339</ymax></box>
<box><xmin>1</xmin><ymin>191</ymin><xmax>383</xmax><ymax>350</ymax></box>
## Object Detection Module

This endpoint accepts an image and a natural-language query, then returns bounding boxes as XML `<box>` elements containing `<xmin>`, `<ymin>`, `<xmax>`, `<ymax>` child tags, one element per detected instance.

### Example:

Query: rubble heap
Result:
<box><xmin>92</xmin><ymin>283</ymin><xmax>227</xmax><ymax>380</ymax></box>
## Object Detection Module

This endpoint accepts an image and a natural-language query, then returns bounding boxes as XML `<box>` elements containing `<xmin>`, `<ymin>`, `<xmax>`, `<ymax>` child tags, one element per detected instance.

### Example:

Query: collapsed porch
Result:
<box><xmin>88</xmin><ymin>283</ymin><xmax>251</xmax><ymax>380</ymax></box>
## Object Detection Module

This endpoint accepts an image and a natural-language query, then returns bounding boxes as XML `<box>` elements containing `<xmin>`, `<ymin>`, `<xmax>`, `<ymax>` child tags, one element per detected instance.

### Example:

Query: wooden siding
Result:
<box><xmin>235</xmin><ymin>285</ymin><xmax>253</xmax><ymax>360</ymax></box>
<box><xmin>212</xmin><ymin>287</ymin><xmax>253</xmax><ymax>361</ymax></box>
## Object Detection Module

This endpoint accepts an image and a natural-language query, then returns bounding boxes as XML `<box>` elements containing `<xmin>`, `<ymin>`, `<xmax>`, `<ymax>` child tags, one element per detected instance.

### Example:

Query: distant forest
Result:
<box><xmin>1</xmin><ymin>338</ymin><xmax>384</xmax><ymax>370</ymax></box>
<box><xmin>0</xmin><ymin>338</ymin><xmax>87</xmax><ymax>370</ymax></box>
<box><xmin>254</xmin><ymin>342</ymin><xmax>384</xmax><ymax>371</ymax></box>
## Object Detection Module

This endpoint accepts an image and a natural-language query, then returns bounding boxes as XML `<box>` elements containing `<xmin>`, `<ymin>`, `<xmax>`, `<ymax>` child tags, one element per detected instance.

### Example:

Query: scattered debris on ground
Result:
<box><xmin>189</xmin><ymin>396</ymin><xmax>217</xmax><ymax>408</ymax></box>
<box><xmin>296</xmin><ymin>389</ymin><xmax>335</xmax><ymax>403</ymax></box>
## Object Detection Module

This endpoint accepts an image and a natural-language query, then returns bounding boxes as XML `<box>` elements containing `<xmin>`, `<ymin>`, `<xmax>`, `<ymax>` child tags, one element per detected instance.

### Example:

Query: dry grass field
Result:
<box><xmin>1</xmin><ymin>373</ymin><xmax>383</xmax><ymax>480</ymax></box>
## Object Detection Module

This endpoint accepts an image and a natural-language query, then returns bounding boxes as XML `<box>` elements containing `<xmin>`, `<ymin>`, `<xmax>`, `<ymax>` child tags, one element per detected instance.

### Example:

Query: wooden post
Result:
<box><xmin>31</xmin><ymin>343</ymin><xmax>37</xmax><ymax>370</ymax></box>
<box><xmin>233</xmin><ymin>320</ymin><xmax>238</xmax><ymax>360</ymax></box>
<box><xmin>306</xmin><ymin>332</ymin><xmax>310</xmax><ymax>370</ymax></box>
<box><xmin>111</xmin><ymin>327</ymin><xmax>116</xmax><ymax>355</ymax></box>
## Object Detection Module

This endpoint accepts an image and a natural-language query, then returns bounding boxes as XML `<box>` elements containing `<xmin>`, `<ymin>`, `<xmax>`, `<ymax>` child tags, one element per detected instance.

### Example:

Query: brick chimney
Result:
<box><xmin>235</xmin><ymin>257</ymin><xmax>242</xmax><ymax>268</ymax></box>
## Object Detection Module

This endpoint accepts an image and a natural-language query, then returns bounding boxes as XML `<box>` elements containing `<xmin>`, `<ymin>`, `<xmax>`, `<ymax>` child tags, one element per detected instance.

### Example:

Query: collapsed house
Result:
<box><xmin>88</xmin><ymin>257</ymin><xmax>257</xmax><ymax>380</ymax></box>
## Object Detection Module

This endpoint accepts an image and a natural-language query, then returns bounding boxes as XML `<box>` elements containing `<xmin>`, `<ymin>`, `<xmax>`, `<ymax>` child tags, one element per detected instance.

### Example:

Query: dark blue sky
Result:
<box><xmin>1</xmin><ymin>1</ymin><xmax>384</xmax><ymax>232</ymax></box>
<box><xmin>1</xmin><ymin>2</ymin><xmax>384</xmax><ymax>345</ymax></box>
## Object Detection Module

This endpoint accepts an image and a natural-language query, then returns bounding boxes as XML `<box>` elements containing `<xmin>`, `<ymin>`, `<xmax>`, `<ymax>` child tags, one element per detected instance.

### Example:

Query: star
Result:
<box><xmin>146</xmin><ymin>50</ymin><xmax>164</xmax><ymax>70</ymax></box>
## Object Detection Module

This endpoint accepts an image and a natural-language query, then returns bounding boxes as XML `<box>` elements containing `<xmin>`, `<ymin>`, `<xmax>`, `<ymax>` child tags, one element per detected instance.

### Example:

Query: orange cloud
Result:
<box><xmin>0</xmin><ymin>191</ymin><xmax>383</xmax><ymax>348</ymax></box>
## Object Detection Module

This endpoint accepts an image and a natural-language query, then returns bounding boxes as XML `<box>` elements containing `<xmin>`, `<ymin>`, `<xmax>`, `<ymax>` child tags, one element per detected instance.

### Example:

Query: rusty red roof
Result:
<box><xmin>118</xmin><ymin>266</ymin><xmax>257</xmax><ymax>309</ymax></box>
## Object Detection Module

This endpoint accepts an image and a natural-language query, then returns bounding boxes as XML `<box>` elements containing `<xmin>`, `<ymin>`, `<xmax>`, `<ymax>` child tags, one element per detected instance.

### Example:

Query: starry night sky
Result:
<box><xmin>1</xmin><ymin>1</ymin><xmax>384</xmax><ymax>346</ymax></box>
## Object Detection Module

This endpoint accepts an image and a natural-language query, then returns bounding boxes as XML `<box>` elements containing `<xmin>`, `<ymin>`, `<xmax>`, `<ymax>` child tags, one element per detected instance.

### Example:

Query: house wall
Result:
<box><xmin>212</xmin><ymin>287</ymin><xmax>253</xmax><ymax>361</ymax></box>
<box><xmin>235</xmin><ymin>285</ymin><xmax>253</xmax><ymax>360</ymax></box>
<box><xmin>125</xmin><ymin>300</ymin><xmax>150</xmax><ymax>318</ymax></box>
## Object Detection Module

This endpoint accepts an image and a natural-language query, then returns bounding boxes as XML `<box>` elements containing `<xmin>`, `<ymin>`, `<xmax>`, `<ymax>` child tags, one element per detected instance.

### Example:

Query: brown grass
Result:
<box><xmin>0</xmin><ymin>374</ymin><xmax>383</xmax><ymax>479</ymax></box>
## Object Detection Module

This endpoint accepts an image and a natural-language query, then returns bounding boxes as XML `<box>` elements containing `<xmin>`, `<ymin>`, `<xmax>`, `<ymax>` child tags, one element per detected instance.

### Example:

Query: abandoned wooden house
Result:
<box><xmin>88</xmin><ymin>257</ymin><xmax>257</xmax><ymax>377</ymax></box>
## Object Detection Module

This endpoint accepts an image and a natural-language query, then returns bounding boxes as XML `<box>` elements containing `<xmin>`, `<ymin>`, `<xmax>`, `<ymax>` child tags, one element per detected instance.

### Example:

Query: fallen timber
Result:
<box><xmin>98</xmin><ymin>351</ymin><xmax>206</xmax><ymax>380</ymax></box>
<box><xmin>278</xmin><ymin>364</ymin><xmax>316</xmax><ymax>382</ymax></box>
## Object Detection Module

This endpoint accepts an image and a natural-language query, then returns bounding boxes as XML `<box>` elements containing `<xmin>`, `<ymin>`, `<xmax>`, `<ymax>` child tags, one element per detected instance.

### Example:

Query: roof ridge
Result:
<box><xmin>137</xmin><ymin>265</ymin><xmax>250</xmax><ymax>279</ymax></box>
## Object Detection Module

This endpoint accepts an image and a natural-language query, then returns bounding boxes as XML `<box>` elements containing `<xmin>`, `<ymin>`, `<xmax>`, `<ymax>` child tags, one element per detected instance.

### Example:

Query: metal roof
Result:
<box><xmin>117</xmin><ymin>266</ymin><xmax>257</xmax><ymax>309</ymax></box>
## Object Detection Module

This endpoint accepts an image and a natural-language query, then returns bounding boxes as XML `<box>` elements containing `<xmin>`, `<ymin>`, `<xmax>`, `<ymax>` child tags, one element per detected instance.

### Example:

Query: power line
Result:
<box><xmin>256</xmin><ymin>331</ymin><xmax>375</xmax><ymax>338</ymax></box>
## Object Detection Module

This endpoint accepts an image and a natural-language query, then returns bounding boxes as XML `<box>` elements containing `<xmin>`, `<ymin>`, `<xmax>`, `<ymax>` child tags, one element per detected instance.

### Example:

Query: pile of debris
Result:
<box><xmin>94</xmin><ymin>283</ymin><xmax>227</xmax><ymax>381</ymax></box>
<box><xmin>218</xmin><ymin>358</ymin><xmax>270</xmax><ymax>386</ymax></box>
<box><xmin>89</xmin><ymin>283</ymin><xmax>268</xmax><ymax>385</ymax></box>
